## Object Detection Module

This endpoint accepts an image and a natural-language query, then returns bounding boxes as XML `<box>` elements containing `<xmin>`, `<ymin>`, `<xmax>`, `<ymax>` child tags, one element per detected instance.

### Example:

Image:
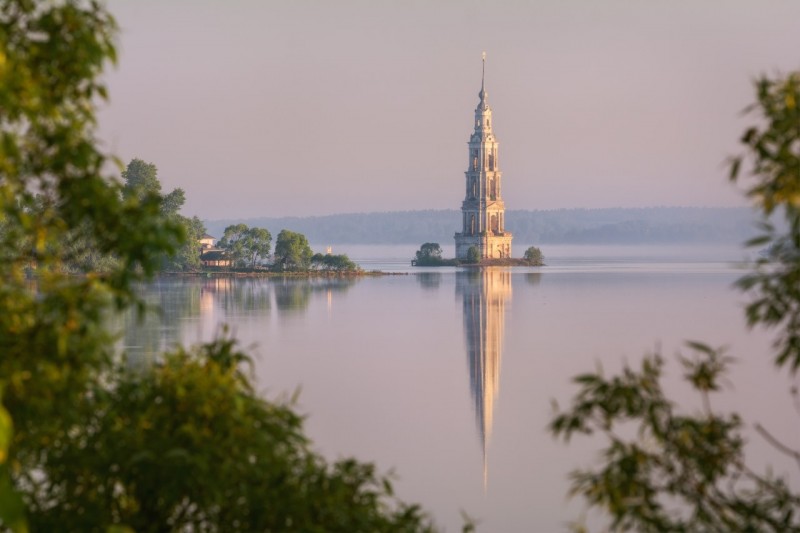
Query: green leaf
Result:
<box><xmin>728</xmin><ymin>156</ymin><xmax>742</xmax><ymax>182</ymax></box>
<box><xmin>684</xmin><ymin>341</ymin><xmax>714</xmax><ymax>355</ymax></box>
<box><xmin>0</xmin><ymin>402</ymin><xmax>12</xmax><ymax>465</ymax></box>
<box><xmin>0</xmin><ymin>471</ymin><xmax>27</xmax><ymax>533</ymax></box>
<box><xmin>745</xmin><ymin>235</ymin><xmax>773</xmax><ymax>247</ymax></box>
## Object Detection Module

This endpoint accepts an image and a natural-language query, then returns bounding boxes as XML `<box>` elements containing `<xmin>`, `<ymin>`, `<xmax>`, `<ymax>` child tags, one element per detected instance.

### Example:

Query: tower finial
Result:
<box><xmin>481</xmin><ymin>51</ymin><xmax>486</xmax><ymax>93</ymax></box>
<box><xmin>479</xmin><ymin>51</ymin><xmax>487</xmax><ymax>106</ymax></box>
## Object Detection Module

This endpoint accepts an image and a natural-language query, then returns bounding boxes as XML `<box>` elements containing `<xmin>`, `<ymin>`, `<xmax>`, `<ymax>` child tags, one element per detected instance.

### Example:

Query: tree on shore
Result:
<box><xmin>550</xmin><ymin>71</ymin><xmax>800</xmax><ymax>531</ymax></box>
<box><xmin>218</xmin><ymin>223</ymin><xmax>248</xmax><ymax>267</ymax></box>
<box><xmin>0</xmin><ymin>1</ymin><xmax>436</xmax><ymax>531</ymax></box>
<box><xmin>311</xmin><ymin>252</ymin><xmax>359</xmax><ymax>272</ymax></box>
<box><xmin>523</xmin><ymin>246</ymin><xmax>543</xmax><ymax>265</ymax></box>
<box><xmin>243</xmin><ymin>226</ymin><xmax>272</xmax><ymax>268</ymax></box>
<box><xmin>121</xmin><ymin>158</ymin><xmax>204</xmax><ymax>271</ymax></box>
<box><xmin>417</xmin><ymin>243</ymin><xmax>443</xmax><ymax>261</ymax></box>
<box><xmin>465</xmin><ymin>246</ymin><xmax>480</xmax><ymax>264</ymax></box>
<box><xmin>218</xmin><ymin>224</ymin><xmax>272</xmax><ymax>269</ymax></box>
<box><xmin>173</xmin><ymin>215</ymin><xmax>206</xmax><ymax>271</ymax></box>
<box><xmin>122</xmin><ymin>158</ymin><xmax>187</xmax><ymax>219</ymax></box>
<box><xmin>274</xmin><ymin>229</ymin><xmax>314</xmax><ymax>270</ymax></box>
<box><xmin>413</xmin><ymin>242</ymin><xmax>446</xmax><ymax>266</ymax></box>
<box><xmin>121</xmin><ymin>159</ymin><xmax>160</xmax><ymax>199</ymax></box>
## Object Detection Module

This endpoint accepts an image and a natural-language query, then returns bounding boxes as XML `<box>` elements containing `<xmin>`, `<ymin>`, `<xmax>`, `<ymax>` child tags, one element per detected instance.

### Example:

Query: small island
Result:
<box><xmin>412</xmin><ymin>242</ymin><xmax>544</xmax><ymax>267</ymax></box>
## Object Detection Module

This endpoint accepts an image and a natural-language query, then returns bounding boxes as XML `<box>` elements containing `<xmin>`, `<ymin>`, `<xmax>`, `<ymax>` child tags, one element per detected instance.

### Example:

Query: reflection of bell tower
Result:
<box><xmin>457</xmin><ymin>268</ymin><xmax>512</xmax><ymax>489</ymax></box>
<box><xmin>455</xmin><ymin>52</ymin><xmax>513</xmax><ymax>260</ymax></box>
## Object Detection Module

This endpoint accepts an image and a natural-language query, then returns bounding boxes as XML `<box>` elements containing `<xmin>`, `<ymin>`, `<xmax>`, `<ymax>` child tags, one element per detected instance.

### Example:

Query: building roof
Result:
<box><xmin>200</xmin><ymin>250</ymin><xmax>227</xmax><ymax>261</ymax></box>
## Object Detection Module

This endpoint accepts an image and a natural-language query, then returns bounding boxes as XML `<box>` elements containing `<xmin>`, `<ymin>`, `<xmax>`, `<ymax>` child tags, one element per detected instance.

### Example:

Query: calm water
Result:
<box><xmin>123</xmin><ymin>245</ymin><xmax>798</xmax><ymax>532</ymax></box>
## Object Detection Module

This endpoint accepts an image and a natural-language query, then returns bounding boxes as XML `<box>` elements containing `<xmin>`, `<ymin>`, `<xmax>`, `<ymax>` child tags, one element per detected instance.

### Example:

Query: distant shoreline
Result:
<box><xmin>204</xmin><ymin>206</ymin><xmax>758</xmax><ymax>247</ymax></box>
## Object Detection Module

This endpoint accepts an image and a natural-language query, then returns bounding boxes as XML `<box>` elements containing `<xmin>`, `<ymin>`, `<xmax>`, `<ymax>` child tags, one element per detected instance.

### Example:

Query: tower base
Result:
<box><xmin>455</xmin><ymin>232</ymin><xmax>513</xmax><ymax>260</ymax></box>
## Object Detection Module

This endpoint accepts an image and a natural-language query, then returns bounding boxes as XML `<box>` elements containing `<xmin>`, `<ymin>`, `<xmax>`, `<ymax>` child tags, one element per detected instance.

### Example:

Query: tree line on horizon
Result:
<box><xmin>205</xmin><ymin>206</ymin><xmax>759</xmax><ymax>246</ymax></box>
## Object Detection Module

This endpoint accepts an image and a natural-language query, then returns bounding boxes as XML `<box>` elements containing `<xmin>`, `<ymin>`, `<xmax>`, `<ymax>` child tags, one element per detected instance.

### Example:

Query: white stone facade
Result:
<box><xmin>454</xmin><ymin>55</ymin><xmax>513</xmax><ymax>259</ymax></box>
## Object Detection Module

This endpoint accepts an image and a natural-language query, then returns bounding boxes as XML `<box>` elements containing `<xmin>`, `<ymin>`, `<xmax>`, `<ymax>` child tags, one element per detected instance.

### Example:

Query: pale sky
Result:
<box><xmin>99</xmin><ymin>1</ymin><xmax>800</xmax><ymax>219</ymax></box>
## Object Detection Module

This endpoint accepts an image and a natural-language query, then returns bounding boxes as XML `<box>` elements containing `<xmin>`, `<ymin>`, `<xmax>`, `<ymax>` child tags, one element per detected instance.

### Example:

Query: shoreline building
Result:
<box><xmin>454</xmin><ymin>53</ymin><xmax>513</xmax><ymax>259</ymax></box>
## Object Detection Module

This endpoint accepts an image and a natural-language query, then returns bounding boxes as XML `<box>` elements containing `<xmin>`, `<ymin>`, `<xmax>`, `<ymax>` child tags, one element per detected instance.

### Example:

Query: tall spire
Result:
<box><xmin>481</xmin><ymin>51</ymin><xmax>486</xmax><ymax>91</ymax></box>
<box><xmin>479</xmin><ymin>51</ymin><xmax>487</xmax><ymax>107</ymax></box>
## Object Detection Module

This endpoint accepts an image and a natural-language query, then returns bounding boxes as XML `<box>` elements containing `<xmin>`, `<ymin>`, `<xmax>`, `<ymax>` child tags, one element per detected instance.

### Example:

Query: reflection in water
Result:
<box><xmin>275</xmin><ymin>280</ymin><xmax>312</xmax><ymax>313</ymax></box>
<box><xmin>206</xmin><ymin>278</ymin><xmax>272</xmax><ymax>315</ymax></box>
<box><xmin>201</xmin><ymin>277</ymin><xmax>355</xmax><ymax>316</ymax></box>
<box><xmin>457</xmin><ymin>268</ymin><xmax>512</xmax><ymax>489</ymax></box>
<box><xmin>416</xmin><ymin>272</ymin><xmax>442</xmax><ymax>291</ymax></box>
<box><xmin>122</xmin><ymin>277</ymin><xmax>358</xmax><ymax>363</ymax></box>
<box><xmin>274</xmin><ymin>278</ymin><xmax>356</xmax><ymax>313</ymax></box>
<box><xmin>122</xmin><ymin>279</ymin><xmax>203</xmax><ymax>366</ymax></box>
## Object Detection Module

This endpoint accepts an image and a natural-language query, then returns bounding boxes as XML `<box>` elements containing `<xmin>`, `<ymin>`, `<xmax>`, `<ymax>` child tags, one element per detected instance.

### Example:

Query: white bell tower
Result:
<box><xmin>455</xmin><ymin>53</ymin><xmax>513</xmax><ymax>259</ymax></box>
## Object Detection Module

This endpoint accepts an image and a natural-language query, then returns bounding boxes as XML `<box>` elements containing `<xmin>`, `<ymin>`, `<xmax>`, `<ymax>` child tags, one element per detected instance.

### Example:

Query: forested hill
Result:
<box><xmin>205</xmin><ymin>207</ymin><xmax>758</xmax><ymax>245</ymax></box>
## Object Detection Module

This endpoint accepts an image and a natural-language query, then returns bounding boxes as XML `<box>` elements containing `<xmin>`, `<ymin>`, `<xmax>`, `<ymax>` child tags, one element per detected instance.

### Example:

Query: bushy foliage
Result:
<box><xmin>29</xmin><ymin>336</ymin><xmax>436</xmax><ymax>532</ymax></box>
<box><xmin>120</xmin><ymin>159</ymin><xmax>205</xmax><ymax>272</ymax></box>
<box><xmin>523</xmin><ymin>246</ymin><xmax>543</xmax><ymax>265</ymax></box>
<box><xmin>311</xmin><ymin>253</ymin><xmax>360</xmax><ymax>272</ymax></box>
<box><xmin>416</xmin><ymin>242</ymin><xmax>442</xmax><ymax>261</ymax></box>
<box><xmin>274</xmin><ymin>229</ymin><xmax>313</xmax><ymax>270</ymax></box>
<box><xmin>550</xmin><ymin>345</ymin><xmax>800</xmax><ymax>531</ymax></box>
<box><xmin>0</xmin><ymin>1</ymin><xmax>181</xmax><ymax>527</ymax></box>
<box><xmin>731</xmin><ymin>72</ymin><xmax>800</xmax><ymax>372</ymax></box>
<box><xmin>0</xmin><ymin>1</ymin><xmax>435</xmax><ymax>531</ymax></box>
<box><xmin>465</xmin><ymin>245</ymin><xmax>480</xmax><ymax>264</ymax></box>
<box><xmin>413</xmin><ymin>242</ymin><xmax>457</xmax><ymax>266</ymax></box>
<box><xmin>219</xmin><ymin>223</ymin><xmax>272</xmax><ymax>269</ymax></box>
<box><xmin>551</xmin><ymin>71</ymin><xmax>800</xmax><ymax>532</ymax></box>
<box><xmin>169</xmin><ymin>215</ymin><xmax>205</xmax><ymax>272</ymax></box>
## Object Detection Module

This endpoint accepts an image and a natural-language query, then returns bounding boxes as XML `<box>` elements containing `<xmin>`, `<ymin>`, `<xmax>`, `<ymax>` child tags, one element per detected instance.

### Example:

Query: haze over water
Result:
<box><xmin>124</xmin><ymin>245</ymin><xmax>796</xmax><ymax>532</ymax></box>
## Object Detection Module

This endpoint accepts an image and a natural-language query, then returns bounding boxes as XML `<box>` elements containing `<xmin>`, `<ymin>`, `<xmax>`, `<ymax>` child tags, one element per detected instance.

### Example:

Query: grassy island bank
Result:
<box><xmin>411</xmin><ymin>242</ymin><xmax>545</xmax><ymax>267</ymax></box>
<box><xmin>459</xmin><ymin>257</ymin><xmax>543</xmax><ymax>267</ymax></box>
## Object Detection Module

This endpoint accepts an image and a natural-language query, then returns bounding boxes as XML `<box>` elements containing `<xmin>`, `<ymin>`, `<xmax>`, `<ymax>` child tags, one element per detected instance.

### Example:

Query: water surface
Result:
<box><xmin>124</xmin><ymin>245</ymin><xmax>796</xmax><ymax>532</ymax></box>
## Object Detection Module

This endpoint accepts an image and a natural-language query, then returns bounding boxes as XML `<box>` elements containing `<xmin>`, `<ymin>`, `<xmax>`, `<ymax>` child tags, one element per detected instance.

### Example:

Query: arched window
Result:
<box><xmin>470</xmin><ymin>214</ymin><xmax>476</xmax><ymax>235</ymax></box>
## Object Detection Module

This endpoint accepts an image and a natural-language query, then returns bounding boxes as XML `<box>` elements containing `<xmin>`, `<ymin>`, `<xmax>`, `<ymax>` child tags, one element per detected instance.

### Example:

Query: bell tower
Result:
<box><xmin>455</xmin><ymin>53</ymin><xmax>513</xmax><ymax>260</ymax></box>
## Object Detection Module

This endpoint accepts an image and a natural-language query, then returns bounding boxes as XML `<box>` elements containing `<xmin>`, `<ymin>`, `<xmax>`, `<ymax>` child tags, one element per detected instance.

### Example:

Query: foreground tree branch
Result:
<box><xmin>552</xmin><ymin>71</ymin><xmax>800</xmax><ymax>532</ymax></box>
